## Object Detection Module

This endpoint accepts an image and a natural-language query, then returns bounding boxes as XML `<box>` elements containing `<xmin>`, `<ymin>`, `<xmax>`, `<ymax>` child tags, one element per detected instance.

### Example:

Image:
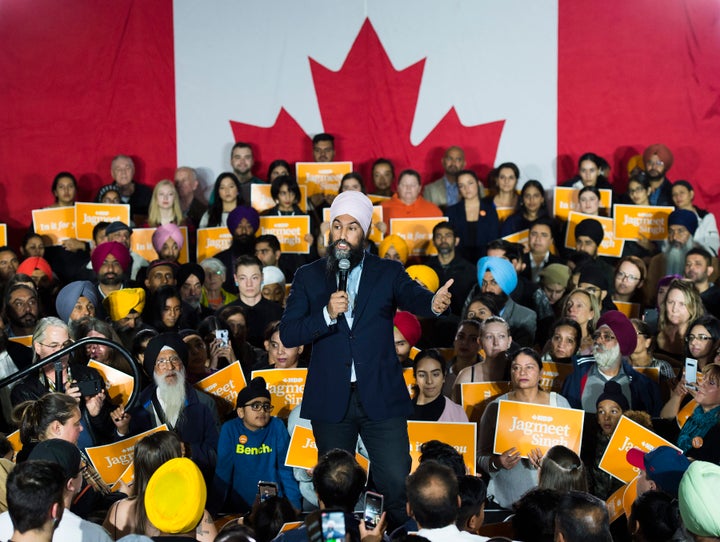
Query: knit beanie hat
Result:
<box><xmin>595</xmin><ymin>380</ymin><xmax>629</xmax><ymax>411</ymax></box>
<box><xmin>235</xmin><ymin>377</ymin><xmax>271</xmax><ymax>408</ymax></box>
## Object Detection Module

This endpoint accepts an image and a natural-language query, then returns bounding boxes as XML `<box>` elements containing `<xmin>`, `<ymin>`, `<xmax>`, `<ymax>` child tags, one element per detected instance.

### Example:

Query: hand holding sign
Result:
<box><xmin>432</xmin><ymin>279</ymin><xmax>454</xmax><ymax>314</ymax></box>
<box><xmin>497</xmin><ymin>447</ymin><xmax>521</xmax><ymax>470</ymax></box>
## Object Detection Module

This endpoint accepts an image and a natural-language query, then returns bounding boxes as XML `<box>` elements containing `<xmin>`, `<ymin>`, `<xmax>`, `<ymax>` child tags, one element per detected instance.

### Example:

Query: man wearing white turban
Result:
<box><xmin>280</xmin><ymin>190</ymin><xmax>453</xmax><ymax>529</ymax></box>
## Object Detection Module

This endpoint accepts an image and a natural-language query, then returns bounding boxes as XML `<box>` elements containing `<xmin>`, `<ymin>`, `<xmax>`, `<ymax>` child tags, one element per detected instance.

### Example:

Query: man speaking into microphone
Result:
<box><xmin>280</xmin><ymin>190</ymin><xmax>453</xmax><ymax>527</ymax></box>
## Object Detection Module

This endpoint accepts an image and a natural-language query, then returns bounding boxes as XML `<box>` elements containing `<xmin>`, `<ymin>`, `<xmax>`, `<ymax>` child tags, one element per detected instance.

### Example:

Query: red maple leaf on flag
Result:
<box><xmin>230</xmin><ymin>19</ymin><xmax>504</xmax><ymax>186</ymax></box>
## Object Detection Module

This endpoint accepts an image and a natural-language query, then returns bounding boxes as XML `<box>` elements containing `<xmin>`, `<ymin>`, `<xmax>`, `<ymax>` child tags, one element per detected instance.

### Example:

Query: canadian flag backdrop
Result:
<box><xmin>1</xmin><ymin>0</ymin><xmax>719</xmax><ymax>246</ymax></box>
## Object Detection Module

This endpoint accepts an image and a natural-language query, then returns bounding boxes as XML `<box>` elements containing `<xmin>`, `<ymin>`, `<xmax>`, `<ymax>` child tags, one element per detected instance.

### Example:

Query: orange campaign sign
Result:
<box><xmin>460</xmin><ymin>381</ymin><xmax>511</xmax><ymax>422</ymax></box>
<box><xmin>598</xmin><ymin>415</ymin><xmax>679</xmax><ymax>483</ymax></box>
<box><xmin>323</xmin><ymin>206</ymin><xmax>384</xmax><ymax>245</ymax></box>
<box><xmin>110</xmin><ymin>461</ymin><xmax>136</xmax><ymax>492</ymax></box>
<box><xmin>8</xmin><ymin>336</ymin><xmax>32</xmax><ymax>347</ymax></box>
<box><xmin>279</xmin><ymin>522</ymin><xmax>304</xmax><ymax>533</ymax></box>
<box><xmin>403</xmin><ymin>368</ymin><xmax>416</xmax><ymax>398</ymax></box>
<box><xmin>284</xmin><ymin>424</ymin><xmax>368</xmax><ymax>472</ymax></box>
<box><xmin>502</xmin><ymin>229</ymin><xmax>528</xmax><ymax>247</ymax></box>
<box><xmin>0</xmin><ymin>224</ymin><xmax>7</xmax><ymax>246</ymax></box>
<box><xmin>622</xmin><ymin>476</ymin><xmax>639</xmax><ymax>519</ymax></box>
<box><xmin>677</xmin><ymin>399</ymin><xmax>697</xmax><ymax>428</ymax></box>
<box><xmin>553</xmin><ymin>186</ymin><xmax>612</xmax><ymax>221</ymax></box>
<box><xmin>565</xmin><ymin>211</ymin><xmax>624</xmax><ymax>258</ymax></box>
<box><xmin>408</xmin><ymin>421</ymin><xmax>476</xmax><ymax>475</ymax></box>
<box><xmin>606</xmin><ymin>483</ymin><xmax>627</xmax><ymax>523</ymax></box>
<box><xmin>196</xmin><ymin>227</ymin><xmax>232</xmax><ymax>261</ymax></box>
<box><xmin>86</xmin><ymin>425</ymin><xmax>168</xmax><ymax>485</ymax></box>
<box><xmin>368</xmin><ymin>194</ymin><xmax>390</xmax><ymax>205</ymax></box>
<box><xmin>285</xmin><ymin>424</ymin><xmax>319</xmax><ymax>469</ymax></box>
<box><xmin>613</xmin><ymin>204</ymin><xmax>674</xmax><ymax>242</ymax></box>
<box><xmin>614</xmin><ymin>301</ymin><xmax>641</xmax><ymax>320</ymax></box>
<box><xmin>74</xmin><ymin>202</ymin><xmax>130</xmax><ymax>241</ymax></box>
<box><xmin>32</xmin><ymin>207</ymin><xmax>76</xmax><ymax>244</ymax></box>
<box><xmin>390</xmin><ymin>217</ymin><xmax>446</xmax><ymax>257</ymax></box>
<box><xmin>252</xmin><ymin>368</ymin><xmax>307</xmax><ymax>420</ymax></box>
<box><xmin>250</xmin><ymin>184</ymin><xmax>308</xmax><ymax>214</ymax></box>
<box><xmin>195</xmin><ymin>361</ymin><xmax>248</xmax><ymax>417</ymax></box>
<box><xmin>296</xmin><ymin>162</ymin><xmax>353</xmax><ymax>196</ymax></box>
<box><xmin>6</xmin><ymin>430</ymin><xmax>20</xmax><ymax>456</ymax></box>
<box><xmin>493</xmin><ymin>400</ymin><xmax>585</xmax><ymax>457</ymax></box>
<box><xmin>258</xmin><ymin>216</ymin><xmax>311</xmax><ymax>254</ymax></box>
<box><xmin>88</xmin><ymin>360</ymin><xmax>135</xmax><ymax>407</ymax></box>
<box><xmin>130</xmin><ymin>227</ymin><xmax>190</xmax><ymax>264</ymax></box>
<box><xmin>539</xmin><ymin>362</ymin><xmax>574</xmax><ymax>393</ymax></box>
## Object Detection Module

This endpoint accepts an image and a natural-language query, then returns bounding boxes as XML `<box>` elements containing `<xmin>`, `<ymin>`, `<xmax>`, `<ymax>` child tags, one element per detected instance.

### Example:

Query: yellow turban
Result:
<box><xmin>103</xmin><ymin>288</ymin><xmax>146</xmax><ymax>321</ymax></box>
<box><xmin>145</xmin><ymin>457</ymin><xmax>206</xmax><ymax>534</ymax></box>
<box><xmin>378</xmin><ymin>235</ymin><xmax>409</xmax><ymax>264</ymax></box>
<box><xmin>627</xmin><ymin>154</ymin><xmax>645</xmax><ymax>174</ymax></box>
<box><xmin>406</xmin><ymin>265</ymin><xmax>440</xmax><ymax>293</ymax></box>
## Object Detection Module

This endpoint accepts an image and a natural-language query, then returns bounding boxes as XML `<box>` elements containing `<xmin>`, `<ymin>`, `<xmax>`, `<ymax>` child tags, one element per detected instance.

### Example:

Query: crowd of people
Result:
<box><xmin>0</xmin><ymin>137</ymin><xmax>718</xmax><ymax>541</ymax></box>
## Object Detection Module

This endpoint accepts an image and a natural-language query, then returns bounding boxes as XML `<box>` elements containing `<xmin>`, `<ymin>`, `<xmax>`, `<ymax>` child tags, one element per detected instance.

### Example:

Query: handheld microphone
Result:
<box><xmin>338</xmin><ymin>258</ymin><xmax>350</xmax><ymax>292</ymax></box>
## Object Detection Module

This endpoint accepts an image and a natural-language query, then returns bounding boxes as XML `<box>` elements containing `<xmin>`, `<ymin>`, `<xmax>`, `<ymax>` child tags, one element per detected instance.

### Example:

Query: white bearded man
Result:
<box><xmin>561</xmin><ymin>310</ymin><xmax>661</xmax><ymax>416</ymax></box>
<box><xmin>114</xmin><ymin>332</ymin><xmax>220</xmax><ymax>483</ymax></box>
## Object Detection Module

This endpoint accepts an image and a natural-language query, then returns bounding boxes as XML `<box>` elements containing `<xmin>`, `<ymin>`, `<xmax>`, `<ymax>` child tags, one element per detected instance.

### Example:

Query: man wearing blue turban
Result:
<box><xmin>477</xmin><ymin>256</ymin><xmax>537</xmax><ymax>347</ymax></box>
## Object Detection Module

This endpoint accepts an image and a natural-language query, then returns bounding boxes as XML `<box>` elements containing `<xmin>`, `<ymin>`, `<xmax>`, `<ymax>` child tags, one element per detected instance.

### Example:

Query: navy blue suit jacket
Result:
<box><xmin>279</xmin><ymin>254</ymin><xmax>437</xmax><ymax>423</ymax></box>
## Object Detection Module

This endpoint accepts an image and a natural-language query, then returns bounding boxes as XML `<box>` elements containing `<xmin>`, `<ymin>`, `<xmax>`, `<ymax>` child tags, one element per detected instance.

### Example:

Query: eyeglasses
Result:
<box><xmin>37</xmin><ymin>339</ymin><xmax>73</xmax><ymax>349</ymax></box>
<box><xmin>686</xmin><ymin>334</ymin><xmax>713</xmax><ymax>343</ymax></box>
<box><xmin>593</xmin><ymin>332</ymin><xmax>617</xmax><ymax>343</ymax></box>
<box><xmin>245</xmin><ymin>402</ymin><xmax>273</xmax><ymax>412</ymax></box>
<box><xmin>646</xmin><ymin>160</ymin><xmax>664</xmax><ymax>168</ymax></box>
<box><xmin>156</xmin><ymin>355</ymin><xmax>182</xmax><ymax>369</ymax></box>
<box><xmin>616</xmin><ymin>271</ymin><xmax>640</xmax><ymax>282</ymax></box>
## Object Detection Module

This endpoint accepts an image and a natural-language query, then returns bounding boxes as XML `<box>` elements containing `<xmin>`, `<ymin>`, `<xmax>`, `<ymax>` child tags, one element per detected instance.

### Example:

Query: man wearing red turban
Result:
<box><xmin>90</xmin><ymin>241</ymin><xmax>131</xmax><ymax>297</ymax></box>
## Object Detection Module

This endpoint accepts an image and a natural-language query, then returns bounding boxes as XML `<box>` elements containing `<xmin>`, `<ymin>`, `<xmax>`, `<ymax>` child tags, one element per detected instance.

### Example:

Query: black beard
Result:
<box><xmin>326</xmin><ymin>238</ymin><xmax>365</xmax><ymax>276</ymax></box>
<box><xmin>483</xmin><ymin>291</ymin><xmax>509</xmax><ymax>311</ymax></box>
<box><xmin>646</xmin><ymin>169</ymin><xmax>664</xmax><ymax>181</ymax></box>
<box><xmin>231</xmin><ymin>235</ymin><xmax>255</xmax><ymax>255</ymax></box>
<box><xmin>435</xmin><ymin>242</ymin><xmax>453</xmax><ymax>256</ymax></box>
<box><xmin>99</xmin><ymin>272</ymin><xmax>122</xmax><ymax>286</ymax></box>
<box><xmin>9</xmin><ymin>310</ymin><xmax>37</xmax><ymax>330</ymax></box>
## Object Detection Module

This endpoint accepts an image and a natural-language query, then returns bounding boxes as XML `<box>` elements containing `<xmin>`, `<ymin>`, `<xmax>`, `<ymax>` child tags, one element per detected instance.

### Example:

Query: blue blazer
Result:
<box><xmin>444</xmin><ymin>199</ymin><xmax>499</xmax><ymax>263</ymax></box>
<box><xmin>279</xmin><ymin>254</ymin><xmax>437</xmax><ymax>423</ymax></box>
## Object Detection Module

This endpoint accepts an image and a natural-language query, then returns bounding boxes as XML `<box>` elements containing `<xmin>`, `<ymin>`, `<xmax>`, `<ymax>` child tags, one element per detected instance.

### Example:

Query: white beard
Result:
<box><xmin>154</xmin><ymin>368</ymin><xmax>187</xmax><ymax>427</ymax></box>
<box><xmin>664</xmin><ymin>237</ymin><xmax>695</xmax><ymax>275</ymax></box>
<box><xmin>593</xmin><ymin>343</ymin><xmax>621</xmax><ymax>371</ymax></box>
